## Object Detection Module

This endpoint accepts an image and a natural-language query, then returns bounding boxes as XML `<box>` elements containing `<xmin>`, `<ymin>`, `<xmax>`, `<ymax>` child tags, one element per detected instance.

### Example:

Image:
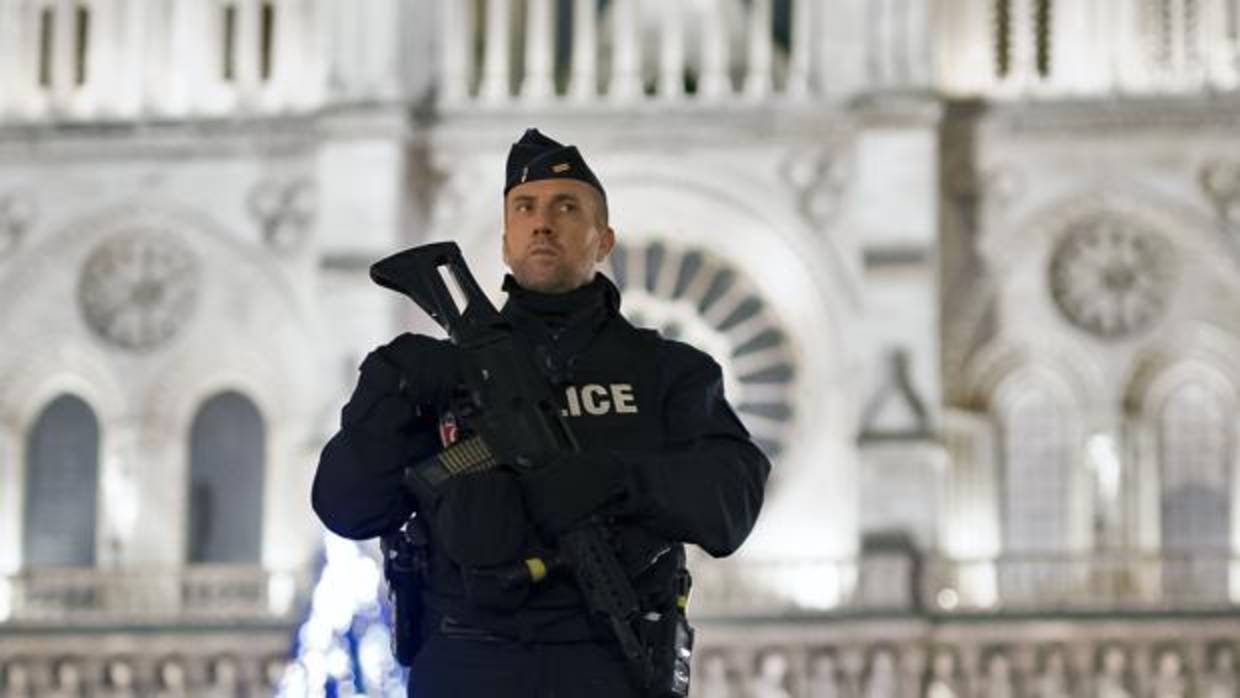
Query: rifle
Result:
<box><xmin>371</xmin><ymin>242</ymin><xmax>689</xmax><ymax>696</ymax></box>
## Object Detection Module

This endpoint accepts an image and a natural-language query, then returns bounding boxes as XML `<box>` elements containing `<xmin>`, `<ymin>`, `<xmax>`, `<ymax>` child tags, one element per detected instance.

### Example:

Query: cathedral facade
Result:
<box><xmin>1</xmin><ymin>1</ymin><xmax>1239</xmax><ymax>696</ymax></box>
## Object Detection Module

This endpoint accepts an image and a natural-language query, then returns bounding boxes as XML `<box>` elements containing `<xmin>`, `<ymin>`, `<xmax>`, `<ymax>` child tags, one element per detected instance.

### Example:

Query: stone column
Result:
<box><xmin>656</xmin><ymin>2</ymin><xmax>684</xmax><ymax>101</ymax></box>
<box><xmin>698</xmin><ymin>0</ymin><xmax>731</xmax><ymax>99</ymax></box>
<box><xmin>1203</xmin><ymin>0</ymin><xmax>1239</xmax><ymax>89</ymax></box>
<box><xmin>0</xmin><ymin>1</ymin><xmax>22</xmax><ymax>118</ymax></box>
<box><xmin>49</xmin><ymin>0</ymin><xmax>74</xmax><ymax>112</ymax></box>
<box><xmin>479</xmin><ymin>0</ymin><xmax>512</xmax><ymax>102</ymax></box>
<box><xmin>607</xmin><ymin>0</ymin><xmax>641</xmax><ymax>102</ymax></box>
<box><xmin>785</xmin><ymin>0</ymin><xmax>813</xmax><ymax>98</ymax></box>
<box><xmin>438</xmin><ymin>0</ymin><xmax>472</xmax><ymax>103</ymax></box>
<box><xmin>743</xmin><ymin>0</ymin><xmax>772</xmax><ymax>98</ymax></box>
<box><xmin>520</xmin><ymin>0</ymin><xmax>555</xmax><ymax>101</ymax></box>
<box><xmin>567</xmin><ymin>0</ymin><xmax>597</xmax><ymax>101</ymax></box>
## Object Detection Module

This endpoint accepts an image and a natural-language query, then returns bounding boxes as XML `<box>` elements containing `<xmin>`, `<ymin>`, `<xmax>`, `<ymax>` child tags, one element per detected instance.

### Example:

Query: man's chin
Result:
<box><xmin>514</xmin><ymin>270</ymin><xmax>579</xmax><ymax>294</ymax></box>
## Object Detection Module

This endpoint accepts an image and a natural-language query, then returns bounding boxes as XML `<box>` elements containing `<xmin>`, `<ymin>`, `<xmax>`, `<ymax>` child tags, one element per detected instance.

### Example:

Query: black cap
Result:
<box><xmin>504</xmin><ymin>128</ymin><xmax>606</xmax><ymax>202</ymax></box>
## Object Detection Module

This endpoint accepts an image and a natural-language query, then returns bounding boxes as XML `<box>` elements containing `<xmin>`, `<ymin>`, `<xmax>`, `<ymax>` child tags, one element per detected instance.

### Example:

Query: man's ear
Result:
<box><xmin>596</xmin><ymin>226</ymin><xmax>616</xmax><ymax>262</ymax></box>
<box><xmin>501</xmin><ymin>230</ymin><xmax>512</xmax><ymax>266</ymax></box>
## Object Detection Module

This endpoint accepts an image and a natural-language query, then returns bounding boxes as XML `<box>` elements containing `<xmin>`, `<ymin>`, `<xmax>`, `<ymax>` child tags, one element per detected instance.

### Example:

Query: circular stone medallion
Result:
<box><xmin>1048</xmin><ymin>216</ymin><xmax>1175</xmax><ymax>339</ymax></box>
<box><xmin>78</xmin><ymin>229</ymin><xmax>200</xmax><ymax>351</ymax></box>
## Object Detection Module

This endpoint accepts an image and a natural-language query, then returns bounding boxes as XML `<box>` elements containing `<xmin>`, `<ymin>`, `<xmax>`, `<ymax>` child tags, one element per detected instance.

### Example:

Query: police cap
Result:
<box><xmin>503</xmin><ymin>128</ymin><xmax>606</xmax><ymax>203</ymax></box>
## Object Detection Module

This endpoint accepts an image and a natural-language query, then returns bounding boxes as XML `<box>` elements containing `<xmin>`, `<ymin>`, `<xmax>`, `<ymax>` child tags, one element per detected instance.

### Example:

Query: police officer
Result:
<box><xmin>312</xmin><ymin>128</ymin><xmax>770</xmax><ymax>697</ymax></box>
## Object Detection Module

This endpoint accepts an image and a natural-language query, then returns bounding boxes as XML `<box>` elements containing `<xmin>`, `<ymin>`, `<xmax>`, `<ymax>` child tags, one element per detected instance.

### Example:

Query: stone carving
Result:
<box><xmin>1200</xmin><ymin>160</ymin><xmax>1240</xmax><ymax>225</ymax></box>
<box><xmin>1095</xmin><ymin>647</ymin><xmax>1131</xmax><ymax>698</ymax></box>
<box><xmin>748</xmin><ymin>650</ymin><xmax>792</xmax><ymax>698</ymax></box>
<box><xmin>865</xmin><ymin>649</ymin><xmax>899</xmax><ymax>698</ymax></box>
<box><xmin>808</xmin><ymin>653</ymin><xmax>842</xmax><ymax>698</ymax></box>
<box><xmin>1150</xmin><ymin>650</ymin><xmax>1187</xmax><ymax>698</ymax></box>
<box><xmin>1048</xmin><ymin>215</ymin><xmax>1176</xmax><ymax>339</ymax></box>
<box><xmin>44</xmin><ymin>658</ymin><xmax>84</xmax><ymax>698</ymax></box>
<box><xmin>200</xmin><ymin>655</ymin><xmax>241</xmax><ymax>698</ymax></box>
<box><xmin>925</xmin><ymin>650</ymin><xmax>959</xmax><ymax>698</ymax></box>
<box><xmin>0</xmin><ymin>193</ymin><xmax>33</xmax><ymax>258</ymax></box>
<box><xmin>77</xmin><ymin>230</ymin><xmax>200</xmax><ymax>352</ymax></box>
<box><xmin>1034</xmin><ymin>650</ymin><xmax>1072</xmax><ymax>698</ymax></box>
<box><xmin>698</xmin><ymin>653</ymin><xmax>734</xmax><ymax>698</ymax></box>
<box><xmin>782</xmin><ymin>145</ymin><xmax>852</xmax><ymax>228</ymax></box>
<box><xmin>0</xmin><ymin>660</ymin><xmax>31</xmax><ymax>698</ymax></box>
<box><xmin>1203</xmin><ymin>646</ymin><xmax>1237</xmax><ymax>698</ymax></box>
<box><xmin>247</xmin><ymin>177</ymin><xmax>316</xmax><ymax>253</ymax></box>
<box><xmin>859</xmin><ymin>346</ymin><xmax>930</xmax><ymax>440</ymax></box>
<box><xmin>96</xmin><ymin>659</ymin><xmax>138</xmax><ymax>698</ymax></box>
<box><xmin>982</xmin><ymin>652</ymin><xmax>1015</xmax><ymax>698</ymax></box>
<box><xmin>151</xmin><ymin>657</ymin><xmax>189</xmax><ymax>698</ymax></box>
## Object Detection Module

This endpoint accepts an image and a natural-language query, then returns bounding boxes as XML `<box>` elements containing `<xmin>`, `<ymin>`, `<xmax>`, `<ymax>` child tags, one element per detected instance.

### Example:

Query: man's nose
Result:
<box><xmin>531</xmin><ymin>211</ymin><xmax>555</xmax><ymax>236</ymax></box>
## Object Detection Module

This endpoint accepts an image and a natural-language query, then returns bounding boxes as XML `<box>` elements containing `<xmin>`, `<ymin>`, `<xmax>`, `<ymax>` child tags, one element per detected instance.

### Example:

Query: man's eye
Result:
<box><xmin>559</xmin><ymin>202</ymin><xmax>576</xmax><ymax>212</ymax></box>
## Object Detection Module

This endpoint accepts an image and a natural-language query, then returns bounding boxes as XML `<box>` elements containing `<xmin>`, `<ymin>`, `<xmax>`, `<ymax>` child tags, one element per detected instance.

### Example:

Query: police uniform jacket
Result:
<box><xmin>312</xmin><ymin>273</ymin><xmax>770</xmax><ymax>640</ymax></box>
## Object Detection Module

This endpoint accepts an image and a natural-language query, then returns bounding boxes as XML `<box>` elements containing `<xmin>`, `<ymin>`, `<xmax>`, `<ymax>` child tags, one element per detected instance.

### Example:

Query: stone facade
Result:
<box><xmin>1</xmin><ymin>1</ymin><xmax>1239</xmax><ymax>696</ymax></box>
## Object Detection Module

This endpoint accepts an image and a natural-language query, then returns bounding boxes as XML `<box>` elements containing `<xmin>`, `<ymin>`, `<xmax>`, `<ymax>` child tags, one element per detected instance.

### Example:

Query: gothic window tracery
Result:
<box><xmin>1157</xmin><ymin>380</ymin><xmax>1233</xmax><ymax>599</ymax></box>
<box><xmin>1001</xmin><ymin>386</ymin><xmax>1072</xmax><ymax>552</ymax></box>
<box><xmin>23</xmin><ymin>394</ymin><xmax>100</xmax><ymax>568</ymax></box>
<box><xmin>1159</xmin><ymin>382</ymin><xmax>1231</xmax><ymax>540</ymax></box>
<box><xmin>188</xmin><ymin>391</ymin><xmax>265</xmax><ymax>564</ymax></box>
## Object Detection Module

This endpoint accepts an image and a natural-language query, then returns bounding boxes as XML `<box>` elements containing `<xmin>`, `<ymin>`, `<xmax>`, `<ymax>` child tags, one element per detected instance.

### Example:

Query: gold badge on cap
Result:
<box><xmin>552</xmin><ymin>163</ymin><xmax>571</xmax><ymax>173</ymax></box>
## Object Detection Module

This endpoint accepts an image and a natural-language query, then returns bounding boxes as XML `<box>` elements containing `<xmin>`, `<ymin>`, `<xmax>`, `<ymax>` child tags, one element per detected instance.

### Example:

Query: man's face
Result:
<box><xmin>503</xmin><ymin>178</ymin><xmax>615</xmax><ymax>293</ymax></box>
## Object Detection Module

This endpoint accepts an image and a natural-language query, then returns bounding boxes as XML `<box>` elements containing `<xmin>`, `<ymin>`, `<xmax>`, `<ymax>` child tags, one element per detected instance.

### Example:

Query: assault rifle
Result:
<box><xmin>371</xmin><ymin>242</ymin><xmax>688</xmax><ymax>696</ymax></box>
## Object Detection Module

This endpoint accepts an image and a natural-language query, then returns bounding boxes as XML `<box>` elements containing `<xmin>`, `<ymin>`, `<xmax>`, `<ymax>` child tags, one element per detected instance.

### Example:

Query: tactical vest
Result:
<box><xmin>421</xmin><ymin>313</ymin><xmax>687</xmax><ymax>642</ymax></box>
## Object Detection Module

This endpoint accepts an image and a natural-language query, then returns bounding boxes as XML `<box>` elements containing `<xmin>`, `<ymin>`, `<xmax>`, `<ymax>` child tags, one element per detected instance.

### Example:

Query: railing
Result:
<box><xmin>437</xmin><ymin>0</ymin><xmax>931</xmax><ymax>107</ymax></box>
<box><xmin>937</xmin><ymin>0</ymin><xmax>1240</xmax><ymax>97</ymax></box>
<box><xmin>925</xmin><ymin>551</ymin><xmax>1240</xmax><ymax>613</ymax></box>
<box><xmin>0</xmin><ymin>564</ymin><xmax>312</xmax><ymax>625</ymax></box>
<box><xmin>4</xmin><ymin>1</ymin><xmax>1240</xmax><ymax>125</ymax></box>
<box><xmin>691</xmin><ymin>552</ymin><xmax>918</xmax><ymax>618</ymax></box>
<box><xmin>688</xmin><ymin>551</ymin><xmax>1240</xmax><ymax>619</ymax></box>
<box><xmin>691</xmin><ymin>619</ymin><xmax>1240</xmax><ymax>698</ymax></box>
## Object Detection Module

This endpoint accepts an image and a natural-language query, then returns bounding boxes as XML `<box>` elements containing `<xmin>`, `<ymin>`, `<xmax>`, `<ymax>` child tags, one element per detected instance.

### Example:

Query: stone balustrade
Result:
<box><xmin>692</xmin><ymin>615</ymin><xmax>1240</xmax><ymax>698</ymax></box>
<box><xmin>0</xmin><ymin>564</ymin><xmax>310</xmax><ymax>626</ymax></box>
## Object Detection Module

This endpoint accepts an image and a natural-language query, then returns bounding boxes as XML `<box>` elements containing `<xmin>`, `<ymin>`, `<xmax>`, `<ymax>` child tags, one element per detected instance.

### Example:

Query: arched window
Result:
<box><xmin>188</xmin><ymin>391</ymin><xmax>265</xmax><ymax>564</ymax></box>
<box><xmin>1158</xmin><ymin>381</ymin><xmax>1231</xmax><ymax>599</ymax></box>
<box><xmin>24</xmin><ymin>394</ymin><xmax>100</xmax><ymax>567</ymax></box>
<box><xmin>1001</xmin><ymin>387</ymin><xmax>1072</xmax><ymax>552</ymax></box>
<box><xmin>1160</xmin><ymin>383</ymin><xmax>1230</xmax><ymax>548</ymax></box>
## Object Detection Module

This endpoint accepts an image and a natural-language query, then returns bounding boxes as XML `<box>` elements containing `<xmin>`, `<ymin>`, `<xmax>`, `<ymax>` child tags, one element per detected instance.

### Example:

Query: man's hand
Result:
<box><xmin>517</xmin><ymin>453</ymin><xmax>630</xmax><ymax>538</ymax></box>
<box><xmin>434</xmin><ymin>469</ymin><xmax>530</xmax><ymax>568</ymax></box>
<box><xmin>373</xmin><ymin>333</ymin><xmax>465</xmax><ymax>411</ymax></box>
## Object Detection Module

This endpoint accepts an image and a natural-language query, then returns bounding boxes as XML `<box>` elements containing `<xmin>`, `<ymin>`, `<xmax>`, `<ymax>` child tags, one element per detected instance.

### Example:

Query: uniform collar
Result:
<box><xmin>500</xmin><ymin>273</ymin><xmax>620</xmax><ymax>325</ymax></box>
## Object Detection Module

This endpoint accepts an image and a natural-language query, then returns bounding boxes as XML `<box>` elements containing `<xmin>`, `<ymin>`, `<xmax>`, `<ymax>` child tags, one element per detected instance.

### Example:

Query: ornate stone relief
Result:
<box><xmin>78</xmin><ymin>229</ymin><xmax>200</xmax><ymax>352</ymax></box>
<box><xmin>781</xmin><ymin>144</ymin><xmax>851</xmax><ymax>228</ymax></box>
<box><xmin>0</xmin><ymin>193</ymin><xmax>35</xmax><ymax>258</ymax></box>
<box><xmin>247</xmin><ymin>178</ymin><xmax>315</xmax><ymax>253</ymax></box>
<box><xmin>1048</xmin><ymin>215</ymin><xmax>1176</xmax><ymax>339</ymax></box>
<box><xmin>1200</xmin><ymin>160</ymin><xmax>1240</xmax><ymax>226</ymax></box>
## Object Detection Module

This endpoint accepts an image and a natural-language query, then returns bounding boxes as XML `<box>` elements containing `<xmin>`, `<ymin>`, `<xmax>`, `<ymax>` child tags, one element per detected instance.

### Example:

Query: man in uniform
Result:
<box><xmin>312</xmin><ymin>128</ymin><xmax>770</xmax><ymax>696</ymax></box>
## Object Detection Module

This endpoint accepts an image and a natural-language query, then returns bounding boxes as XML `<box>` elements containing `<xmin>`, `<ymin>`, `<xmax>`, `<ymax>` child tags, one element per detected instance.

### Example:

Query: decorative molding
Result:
<box><xmin>781</xmin><ymin>144</ymin><xmax>852</xmax><ymax>229</ymax></box>
<box><xmin>0</xmin><ymin>193</ymin><xmax>35</xmax><ymax>259</ymax></box>
<box><xmin>247</xmin><ymin>178</ymin><xmax>316</xmax><ymax>254</ymax></box>
<box><xmin>859</xmin><ymin>347</ymin><xmax>931</xmax><ymax>442</ymax></box>
<box><xmin>1200</xmin><ymin>160</ymin><xmax>1240</xmax><ymax>226</ymax></box>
